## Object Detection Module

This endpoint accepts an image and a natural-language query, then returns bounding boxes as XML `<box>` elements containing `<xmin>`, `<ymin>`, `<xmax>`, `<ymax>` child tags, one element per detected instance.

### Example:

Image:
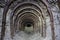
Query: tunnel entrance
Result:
<box><xmin>24</xmin><ymin>21</ymin><xmax>34</xmax><ymax>34</ymax></box>
<box><xmin>24</xmin><ymin>21</ymin><xmax>33</xmax><ymax>27</ymax></box>
<box><xmin>25</xmin><ymin>23</ymin><xmax>32</xmax><ymax>27</ymax></box>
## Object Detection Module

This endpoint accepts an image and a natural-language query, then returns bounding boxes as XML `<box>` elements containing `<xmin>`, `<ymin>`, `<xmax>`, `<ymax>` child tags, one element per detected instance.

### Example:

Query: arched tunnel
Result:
<box><xmin>0</xmin><ymin>0</ymin><xmax>56</xmax><ymax>40</ymax></box>
<box><xmin>10</xmin><ymin>1</ymin><xmax>47</xmax><ymax>37</ymax></box>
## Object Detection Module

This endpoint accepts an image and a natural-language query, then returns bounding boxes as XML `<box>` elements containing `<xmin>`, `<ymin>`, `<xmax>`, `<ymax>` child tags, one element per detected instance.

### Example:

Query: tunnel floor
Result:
<box><xmin>13</xmin><ymin>31</ymin><xmax>43</xmax><ymax>40</ymax></box>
